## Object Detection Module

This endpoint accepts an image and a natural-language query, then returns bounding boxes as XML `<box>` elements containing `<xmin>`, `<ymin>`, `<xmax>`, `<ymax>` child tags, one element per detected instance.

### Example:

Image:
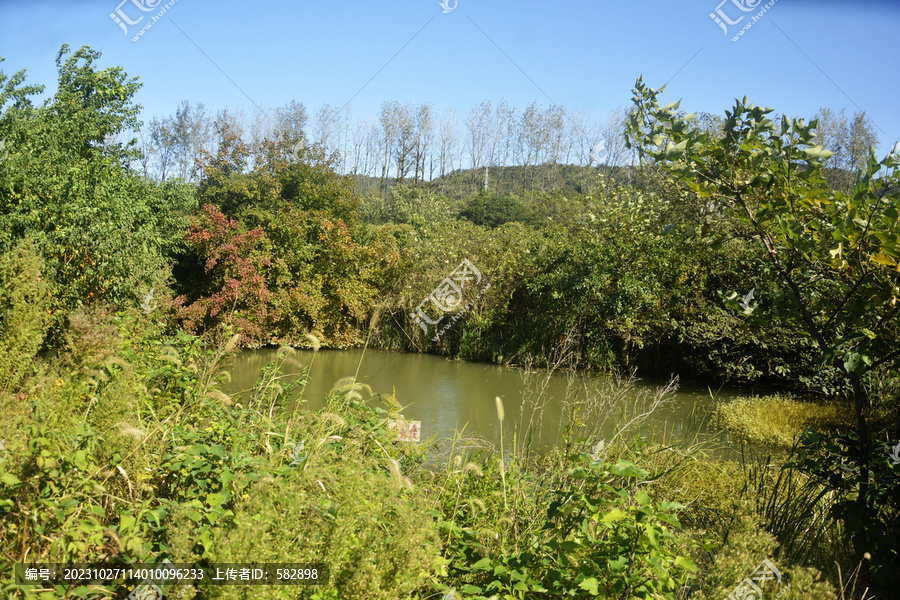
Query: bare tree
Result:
<box><xmin>171</xmin><ymin>101</ymin><xmax>211</xmax><ymax>182</ymax></box>
<box><xmin>413</xmin><ymin>103</ymin><xmax>434</xmax><ymax>183</ymax></box>
<box><xmin>847</xmin><ymin>110</ymin><xmax>878</xmax><ymax>172</ymax></box>
<box><xmin>148</xmin><ymin>115</ymin><xmax>177</xmax><ymax>182</ymax></box>
<box><xmin>813</xmin><ymin>106</ymin><xmax>878</xmax><ymax>192</ymax></box>
<box><xmin>315</xmin><ymin>103</ymin><xmax>338</xmax><ymax>158</ymax></box>
<box><xmin>545</xmin><ymin>103</ymin><xmax>567</xmax><ymax>165</ymax></box>
<box><xmin>466</xmin><ymin>101</ymin><xmax>492</xmax><ymax>171</ymax></box>
<box><xmin>274</xmin><ymin>98</ymin><xmax>308</xmax><ymax>146</ymax></box>
<box><xmin>602</xmin><ymin>106</ymin><xmax>629</xmax><ymax>167</ymax></box>
<box><xmin>438</xmin><ymin>107</ymin><xmax>458</xmax><ymax>178</ymax></box>
<box><xmin>813</xmin><ymin>107</ymin><xmax>851</xmax><ymax>169</ymax></box>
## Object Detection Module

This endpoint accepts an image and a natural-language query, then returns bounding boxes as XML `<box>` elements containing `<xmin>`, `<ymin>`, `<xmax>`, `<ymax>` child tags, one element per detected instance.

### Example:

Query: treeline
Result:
<box><xmin>133</xmin><ymin>94</ymin><xmax>878</xmax><ymax>197</ymax></box>
<box><xmin>0</xmin><ymin>45</ymin><xmax>884</xmax><ymax>385</ymax></box>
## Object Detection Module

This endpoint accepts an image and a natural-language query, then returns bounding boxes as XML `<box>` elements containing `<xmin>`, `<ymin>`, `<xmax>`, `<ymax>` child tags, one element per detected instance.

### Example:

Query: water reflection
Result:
<box><xmin>222</xmin><ymin>348</ymin><xmax>739</xmax><ymax>454</ymax></box>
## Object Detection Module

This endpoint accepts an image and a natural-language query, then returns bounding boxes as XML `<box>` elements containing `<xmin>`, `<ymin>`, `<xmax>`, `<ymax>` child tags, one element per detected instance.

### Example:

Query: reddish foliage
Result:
<box><xmin>174</xmin><ymin>204</ymin><xmax>274</xmax><ymax>345</ymax></box>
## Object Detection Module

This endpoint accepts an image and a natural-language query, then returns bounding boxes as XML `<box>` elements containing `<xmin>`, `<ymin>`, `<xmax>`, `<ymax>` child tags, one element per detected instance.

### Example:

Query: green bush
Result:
<box><xmin>0</xmin><ymin>238</ymin><xmax>51</xmax><ymax>396</ymax></box>
<box><xmin>691</xmin><ymin>508</ymin><xmax>837</xmax><ymax>600</ymax></box>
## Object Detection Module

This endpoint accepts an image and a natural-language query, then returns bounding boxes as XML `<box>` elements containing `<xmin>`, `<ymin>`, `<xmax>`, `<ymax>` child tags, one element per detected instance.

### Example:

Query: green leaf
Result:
<box><xmin>601</xmin><ymin>508</ymin><xmax>627</xmax><ymax>524</ymax></box>
<box><xmin>206</xmin><ymin>492</ymin><xmax>226</xmax><ymax>507</ymax></box>
<box><xmin>610</xmin><ymin>460</ymin><xmax>649</xmax><ymax>479</ymax></box>
<box><xmin>1</xmin><ymin>472</ymin><xmax>22</xmax><ymax>486</ymax></box>
<box><xmin>674</xmin><ymin>556</ymin><xmax>699</xmax><ymax>572</ymax></box>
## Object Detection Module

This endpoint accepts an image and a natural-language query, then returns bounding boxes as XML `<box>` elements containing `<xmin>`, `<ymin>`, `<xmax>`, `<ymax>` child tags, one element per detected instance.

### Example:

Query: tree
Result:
<box><xmin>812</xmin><ymin>106</ymin><xmax>879</xmax><ymax>194</ymax></box>
<box><xmin>171</xmin><ymin>100</ymin><xmax>211</xmax><ymax>182</ymax></box>
<box><xmin>273</xmin><ymin>98</ymin><xmax>308</xmax><ymax>147</ymax></box>
<box><xmin>146</xmin><ymin>114</ymin><xmax>177</xmax><ymax>181</ymax></box>
<box><xmin>413</xmin><ymin>102</ymin><xmax>434</xmax><ymax>184</ymax></box>
<box><xmin>627</xmin><ymin>77</ymin><xmax>900</xmax><ymax>588</ymax></box>
<box><xmin>0</xmin><ymin>45</ymin><xmax>180</xmax><ymax>319</ymax></box>
<box><xmin>438</xmin><ymin>107</ymin><xmax>458</xmax><ymax>179</ymax></box>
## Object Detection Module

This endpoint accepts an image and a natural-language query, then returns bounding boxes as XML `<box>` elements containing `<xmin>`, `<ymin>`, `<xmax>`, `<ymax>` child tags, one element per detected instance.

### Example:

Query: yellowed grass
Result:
<box><xmin>712</xmin><ymin>393</ymin><xmax>853</xmax><ymax>448</ymax></box>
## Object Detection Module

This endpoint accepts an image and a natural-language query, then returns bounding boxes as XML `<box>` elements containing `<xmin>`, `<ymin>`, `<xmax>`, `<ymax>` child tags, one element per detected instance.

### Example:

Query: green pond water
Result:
<box><xmin>223</xmin><ymin>348</ymin><xmax>747</xmax><ymax>455</ymax></box>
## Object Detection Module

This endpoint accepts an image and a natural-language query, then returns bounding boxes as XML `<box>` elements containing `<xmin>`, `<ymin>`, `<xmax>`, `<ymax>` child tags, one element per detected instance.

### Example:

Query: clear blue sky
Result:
<box><xmin>1</xmin><ymin>0</ymin><xmax>898</xmax><ymax>155</ymax></box>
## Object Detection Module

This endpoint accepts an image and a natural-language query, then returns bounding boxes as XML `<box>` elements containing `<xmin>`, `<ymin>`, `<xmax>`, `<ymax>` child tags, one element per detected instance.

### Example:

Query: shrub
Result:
<box><xmin>690</xmin><ymin>508</ymin><xmax>837</xmax><ymax>600</ymax></box>
<box><xmin>0</xmin><ymin>238</ymin><xmax>51</xmax><ymax>396</ymax></box>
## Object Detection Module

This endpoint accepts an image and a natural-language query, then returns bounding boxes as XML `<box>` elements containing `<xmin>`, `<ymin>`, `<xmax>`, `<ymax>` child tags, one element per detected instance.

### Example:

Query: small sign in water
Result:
<box><xmin>388</xmin><ymin>418</ymin><xmax>421</xmax><ymax>442</ymax></box>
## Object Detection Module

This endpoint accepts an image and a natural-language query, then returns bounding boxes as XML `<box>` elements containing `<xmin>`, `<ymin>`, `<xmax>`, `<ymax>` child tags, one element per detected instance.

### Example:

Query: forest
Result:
<box><xmin>0</xmin><ymin>45</ymin><xmax>898</xmax><ymax>599</ymax></box>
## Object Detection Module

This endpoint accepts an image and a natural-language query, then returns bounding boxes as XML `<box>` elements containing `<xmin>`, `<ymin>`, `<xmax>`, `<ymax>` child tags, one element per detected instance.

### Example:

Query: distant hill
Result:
<box><xmin>349</xmin><ymin>163</ymin><xmax>640</xmax><ymax>200</ymax></box>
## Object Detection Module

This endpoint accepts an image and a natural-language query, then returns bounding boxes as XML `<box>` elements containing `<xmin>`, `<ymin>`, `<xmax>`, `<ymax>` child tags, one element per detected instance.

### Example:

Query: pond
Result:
<box><xmin>222</xmin><ymin>348</ymin><xmax>743</xmax><ymax>455</ymax></box>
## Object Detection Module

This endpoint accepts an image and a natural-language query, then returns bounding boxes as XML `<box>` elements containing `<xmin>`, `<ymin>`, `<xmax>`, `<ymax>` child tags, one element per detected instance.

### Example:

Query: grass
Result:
<box><xmin>0</xmin><ymin>308</ymin><xmax>876</xmax><ymax>599</ymax></box>
<box><xmin>711</xmin><ymin>393</ymin><xmax>854</xmax><ymax>449</ymax></box>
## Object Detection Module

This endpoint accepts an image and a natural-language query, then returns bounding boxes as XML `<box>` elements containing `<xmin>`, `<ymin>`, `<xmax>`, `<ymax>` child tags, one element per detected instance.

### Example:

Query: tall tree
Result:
<box><xmin>438</xmin><ymin>107</ymin><xmax>458</xmax><ymax>179</ymax></box>
<box><xmin>171</xmin><ymin>100</ymin><xmax>211</xmax><ymax>182</ymax></box>
<box><xmin>413</xmin><ymin>102</ymin><xmax>434</xmax><ymax>184</ymax></box>
<box><xmin>627</xmin><ymin>78</ymin><xmax>900</xmax><ymax>589</ymax></box>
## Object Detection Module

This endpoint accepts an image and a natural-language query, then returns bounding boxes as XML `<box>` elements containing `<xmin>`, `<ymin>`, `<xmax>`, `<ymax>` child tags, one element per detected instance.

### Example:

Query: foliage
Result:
<box><xmin>180</xmin><ymin>130</ymin><xmax>401</xmax><ymax>348</ymax></box>
<box><xmin>712</xmin><ymin>394</ymin><xmax>853</xmax><ymax>449</ymax></box>
<box><xmin>690</xmin><ymin>509</ymin><xmax>838</xmax><ymax>600</ymax></box>
<box><xmin>0</xmin><ymin>239</ymin><xmax>51</xmax><ymax>395</ymax></box>
<box><xmin>0</xmin><ymin>46</ymin><xmax>188</xmax><ymax>337</ymax></box>
<box><xmin>626</xmin><ymin>78</ymin><xmax>900</xmax><ymax>391</ymax></box>
<box><xmin>460</xmin><ymin>190</ymin><xmax>524</xmax><ymax>228</ymax></box>
<box><xmin>793</xmin><ymin>431</ymin><xmax>900</xmax><ymax>592</ymax></box>
<box><xmin>627</xmin><ymin>77</ymin><xmax>900</xmax><ymax>593</ymax></box>
<box><xmin>440</xmin><ymin>452</ymin><xmax>698</xmax><ymax>599</ymax></box>
<box><xmin>173</xmin><ymin>203</ymin><xmax>273</xmax><ymax>345</ymax></box>
<box><xmin>360</xmin><ymin>183</ymin><xmax>459</xmax><ymax>226</ymax></box>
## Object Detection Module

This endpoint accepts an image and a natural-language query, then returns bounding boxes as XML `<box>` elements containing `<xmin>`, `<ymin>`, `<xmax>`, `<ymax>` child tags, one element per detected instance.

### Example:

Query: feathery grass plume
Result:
<box><xmin>104</xmin><ymin>356</ymin><xmax>132</xmax><ymax>370</ymax></box>
<box><xmin>463</xmin><ymin>462</ymin><xmax>484</xmax><ymax>476</ymax></box>
<box><xmin>331</xmin><ymin>377</ymin><xmax>374</xmax><ymax>398</ymax></box>
<box><xmin>223</xmin><ymin>333</ymin><xmax>242</xmax><ymax>354</ymax></box>
<box><xmin>495</xmin><ymin>396</ymin><xmax>505</xmax><ymax>422</ymax></box>
<box><xmin>317</xmin><ymin>435</ymin><xmax>343</xmax><ymax>447</ymax></box>
<box><xmin>465</xmin><ymin>498</ymin><xmax>487</xmax><ymax>515</ymax></box>
<box><xmin>118</xmin><ymin>424</ymin><xmax>145</xmax><ymax>440</ymax></box>
<box><xmin>389</xmin><ymin>458</ymin><xmax>405</xmax><ymax>488</ymax></box>
<box><xmin>159</xmin><ymin>352</ymin><xmax>182</xmax><ymax>366</ymax></box>
<box><xmin>370</xmin><ymin>306</ymin><xmax>384</xmax><ymax>331</ymax></box>
<box><xmin>321</xmin><ymin>412</ymin><xmax>347</xmax><ymax>427</ymax></box>
<box><xmin>206</xmin><ymin>389</ymin><xmax>233</xmax><ymax>405</ymax></box>
<box><xmin>332</xmin><ymin>376</ymin><xmax>357</xmax><ymax>391</ymax></box>
<box><xmin>275</xmin><ymin>345</ymin><xmax>296</xmax><ymax>361</ymax></box>
<box><xmin>305</xmin><ymin>333</ymin><xmax>321</xmax><ymax>351</ymax></box>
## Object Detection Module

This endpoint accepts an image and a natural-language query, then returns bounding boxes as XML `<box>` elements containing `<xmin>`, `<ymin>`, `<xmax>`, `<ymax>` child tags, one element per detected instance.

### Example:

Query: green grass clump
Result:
<box><xmin>712</xmin><ymin>393</ymin><xmax>852</xmax><ymax>448</ymax></box>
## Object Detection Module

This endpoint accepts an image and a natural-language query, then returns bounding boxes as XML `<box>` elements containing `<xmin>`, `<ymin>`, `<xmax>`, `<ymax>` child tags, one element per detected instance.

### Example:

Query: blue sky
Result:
<box><xmin>1</xmin><ymin>0</ymin><xmax>898</xmax><ymax>155</ymax></box>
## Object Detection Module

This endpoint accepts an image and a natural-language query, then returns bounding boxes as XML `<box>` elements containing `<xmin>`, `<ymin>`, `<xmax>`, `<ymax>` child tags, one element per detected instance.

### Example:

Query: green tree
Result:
<box><xmin>626</xmin><ymin>77</ymin><xmax>900</xmax><ymax>587</ymax></box>
<box><xmin>0</xmin><ymin>46</ymin><xmax>179</xmax><ymax>320</ymax></box>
